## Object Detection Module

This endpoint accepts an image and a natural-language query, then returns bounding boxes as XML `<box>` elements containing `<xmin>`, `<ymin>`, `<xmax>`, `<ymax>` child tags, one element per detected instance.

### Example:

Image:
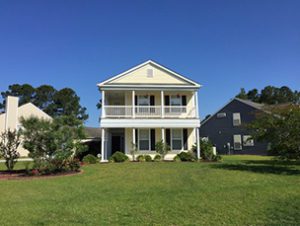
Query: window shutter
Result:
<box><xmin>182</xmin><ymin>96</ymin><xmax>187</xmax><ymax>106</ymax></box>
<box><xmin>135</xmin><ymin>129</ymin><xmax>138</xmax><ymax>147</ymax></box>
<box><xmin>164</xmin><ymin>95</ymin><xmax>170</xmax><ymax>106</ymax></box>
<box><xmin>166</xmin><ymin>129</ymin><xmax>171</xmax><ymax>146</ymax></box>
<box><xmin>150</xmin><ymin>95</ymin><xmax>155</xmax><ymax>106</ymax></box>
<box><xmin>135</xmin><ymin>95</ymin><xmax>138</xmax><ymax>105</ymax></box>
<box><xmin>183</xmin><ymin>129</ymin><xmax>188</xmax><ymax>150</ymax></box>
<box><xmin>151</xmin><ymin>129</ymin><xmax>156</xmax><ymax>151</ymax></box>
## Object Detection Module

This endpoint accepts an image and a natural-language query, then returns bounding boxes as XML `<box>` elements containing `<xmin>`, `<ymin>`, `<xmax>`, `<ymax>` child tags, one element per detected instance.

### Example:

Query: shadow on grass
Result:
<box><xmin>242</xmin><ymin>159</ymin><xmax>300</xmax><ymax>166</ymax></box>
<box><xmin>212</xmin><ymin>162</ymin><xmax>300</xmax><ymax>175</ymax></box>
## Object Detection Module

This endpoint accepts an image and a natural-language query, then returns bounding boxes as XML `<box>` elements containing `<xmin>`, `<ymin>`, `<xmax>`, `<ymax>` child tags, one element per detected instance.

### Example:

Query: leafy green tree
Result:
<box><xmin>0</xmin><ymin>84</ymin><xmax>88</xmax><ymax>122</ymax></box>
<box><xmin>20</xmin><ymin>116</ymin><xmax>87</xmax><ymax>173</ymax></box>
<box><xmin>247</xmin><ymin>89</ymin><xmax>259</xmax><ymax>102</ymax></box>
<box><xmin>0</xmin><ymin>129</ymin><xmax>21</xmax><ymax>171</ymax></box>
<box><xmin>236</xmin><ymin>88</ymin><xmax>247</xmax><ymax>99</ymax></box>
<box><xmin>0</xmin><ymin>84</ymin><xmax>35</xmax><ymax>110</ymax></box>
<box><xmin>248</xmin><ymin>105</ymin><xmax>300</xmax><ymax>160</ymax></box>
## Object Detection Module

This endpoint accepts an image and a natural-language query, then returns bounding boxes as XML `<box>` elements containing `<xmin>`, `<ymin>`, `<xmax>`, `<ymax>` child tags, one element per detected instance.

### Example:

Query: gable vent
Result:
<box><xmin>147</xmin><ymin>69</ymin><xmax>153</xmax><ymax>78</ymax></box>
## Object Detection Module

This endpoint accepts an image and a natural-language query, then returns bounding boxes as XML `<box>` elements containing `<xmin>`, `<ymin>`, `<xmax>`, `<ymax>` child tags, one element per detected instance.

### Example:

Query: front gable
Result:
<box><xmin>98</xmin><ymin>60</ymin><xmax>200</xmax><ymax>88</ymax></box>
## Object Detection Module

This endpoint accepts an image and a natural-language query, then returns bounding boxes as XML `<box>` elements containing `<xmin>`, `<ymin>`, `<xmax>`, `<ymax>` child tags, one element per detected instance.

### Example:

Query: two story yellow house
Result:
<box><xmin>98</xmin><ymin>60</ymin><xmax>201</xmax><ymax>161</ymax></box>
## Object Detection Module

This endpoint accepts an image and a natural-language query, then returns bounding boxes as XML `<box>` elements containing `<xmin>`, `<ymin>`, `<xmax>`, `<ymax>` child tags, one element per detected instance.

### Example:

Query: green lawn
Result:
<box><xmin>0</xmin><ymin>156</ymin><xmax>299</xmax><ymax>225</ymax></box>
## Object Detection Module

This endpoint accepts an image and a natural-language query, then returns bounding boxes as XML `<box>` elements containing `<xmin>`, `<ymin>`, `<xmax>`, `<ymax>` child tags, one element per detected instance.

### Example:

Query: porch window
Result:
<box><xmin>172</xmin><ymin>129</ymin><xmax>183</xmax><ymax>150</ymax></box>
<box><xmin>170</xmin><ymin>95</ymin><xmax>182</xmax><ymax>106</ymax></box>
<box><xmin>138</xmin><ymin>95</ymin><xmax>150</xmax><ymax>106</ymax></box>
<box><xmin>139</xmin><ymin>129</ymin><xmax>150</xmax><ymax>151</ymax></box>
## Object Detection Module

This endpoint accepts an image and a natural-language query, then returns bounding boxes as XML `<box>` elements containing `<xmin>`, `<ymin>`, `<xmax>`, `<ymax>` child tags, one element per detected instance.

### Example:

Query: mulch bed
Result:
<box><xmin>0</xmin><ymin>170</ymin><xmax>83</xmax><ymax>180</ymax></box>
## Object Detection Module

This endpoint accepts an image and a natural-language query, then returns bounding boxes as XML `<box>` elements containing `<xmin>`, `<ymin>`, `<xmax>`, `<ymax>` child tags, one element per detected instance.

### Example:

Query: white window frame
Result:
<box><xmin>137</xmin><ymin>95</ymin><xmax>150</xmax><ymax>106</ymax></box>
<box><xmin>233</xmin><ymin>113</ymin><xmax>241</xmax><ymax>126</ymax></box>
<box><xmin>171</xmin><ymin>129</ymin><xmax>183</xmax><ymax>151</ymax></box>
<box><xmin>170</xmin><ymin>95</ymin><xmax>182</xmax><ymax>106</ymax></box>
<box><xmin>233</xmin><ymin>134</ymin><xmax>242</xmax><ymax>150</ymax></box>
<box><xmin>138</xmin><ymin>128</ymin><xmax>151</xmax><ymax>151</ymax></box>
<box><xmin>243</xmin><ymin>135</ymin><xmax>254</xmax><ymax>146</ymax></box>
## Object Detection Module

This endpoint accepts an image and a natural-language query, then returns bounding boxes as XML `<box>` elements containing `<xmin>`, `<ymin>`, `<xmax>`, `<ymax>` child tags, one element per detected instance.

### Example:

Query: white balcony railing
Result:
<box><xmin>103</xmin><ymin>105</ymin><xmax>196</xmax><ymax>118</ymax></box>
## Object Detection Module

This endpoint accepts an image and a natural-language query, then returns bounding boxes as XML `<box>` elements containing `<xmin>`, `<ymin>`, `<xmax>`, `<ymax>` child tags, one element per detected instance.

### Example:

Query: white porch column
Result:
<box><xmin>196</xmin><ymin>127</ymin><xmax>201</xmax><ymax>159</ymax></box>
<box><xmin>194</xmin><ymin>91</ymin><xmax>199</xmax><ymax>118</ymax></box>
<box><xmin>161</xmin><ymin>90</ymin><xmax>165</xmax><ymax>118</ymax></box>
<box><xmin>132</xmin><ymin>90</ymin><xmax>135</xmax><ymax>118</ymax></box>
<box><xmin>101</xmin><ymin>128</ymin><xmax>106</xmax><ymax>162</ymax></box>
<box><xmin>102</xmin><ymin>90</ymin><xmax>106</xmax><ymax>118</ymax></box>
<box><xmin>161</xmin><ymin>128</ymin><xmax>165</xmax><ymax>142</ymax></box>
<box><xmin>132</xmin><ymin>128</ymin><xmax>136</xmax><ymax>147</ymax></box>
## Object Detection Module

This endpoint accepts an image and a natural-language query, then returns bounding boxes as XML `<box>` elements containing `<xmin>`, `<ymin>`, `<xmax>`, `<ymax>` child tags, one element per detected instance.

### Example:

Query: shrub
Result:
<box><xmin>200</xmin><ymin>140</ymin><xmax>215</xmax><ymax>161</ymax></box>
<box><xmin>110</xmin><ymin>151</ymin><xmax>129</xmax><ymax>163</ymax></box>
<box><xmin>0</xmin><ymin>129</ymin><xmax>21</xmax><ymax>171</ymax></box>
<box><xmin>145</xmin><ymin>155</ymin><xmax>152</xmax><ymax>162</ymax></box>
<box><xmin>155</xmin><ymin>140</ymin><xmax>170</xmax><ymax>159</ymax></box>
<box><xmin>68</xmin><ymin>158</ymin><xmax>81</xmax><ymax>172</ymax></box>
<box><xmin>173</xmin><ymin>155</ymin><xmax>181</xmax><ymax>162</ymax></box>
<box><xmin>82</xmin><ymin>154</ymin><xmax>98</xmax><ymax>164</ymax></box>
<box><xmin>153</xmin><ymin>154</ymin><xmax>162</xmax><ymax>162</ymax></box>
<box><xmin>137</xmin><ymin>155</ymin><xmax>145</xmax><ymax>162</ymax></box>
<box><xmin>177</xmin><ymin>151</ymin><xmax>196</xmax><ymax>162</ymax></box>
<box><xmin>212</xmin><ymin>154</ymin><xmax>222</xmax><ymax>162</ymax></box>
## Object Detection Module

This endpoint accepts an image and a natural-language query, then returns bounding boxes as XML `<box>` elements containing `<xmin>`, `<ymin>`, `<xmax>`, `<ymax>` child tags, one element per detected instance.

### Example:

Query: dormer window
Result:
<box><xmin>147</xmin><ymin>69</ymin><xmax>153</xmax><ymax>78</ymax></box>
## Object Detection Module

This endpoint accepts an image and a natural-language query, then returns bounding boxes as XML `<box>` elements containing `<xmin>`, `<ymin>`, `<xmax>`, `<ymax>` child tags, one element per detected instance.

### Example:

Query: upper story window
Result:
<box><xmin>217</xmin><ymin>112</ymin><xmax>226</xmax><ymax>118</ymax></box>
<box><xmin>147</xmin><ymin>69</ymin><xmax>153</xmax><ymax>78</ymax></box>
<box><xmin>233</xmin><ymin>113</ymin><xmax>241</xmax><ymax>126</ymax></box>
<box><xmin>170</xmin><ymin>95</ymin><xmax>182</xmax><ymax>106</ymax></box>
<box><xmin>137</xmin><ymin>95</ymin><xmax>150</xmax><ymax>106</ymax></box>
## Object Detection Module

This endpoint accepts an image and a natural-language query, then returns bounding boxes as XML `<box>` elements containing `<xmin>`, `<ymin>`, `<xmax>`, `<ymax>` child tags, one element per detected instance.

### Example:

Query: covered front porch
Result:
<box><xmin>100</xmin><ymin>127</ymin><xmax>200</xmax><ymax>161</ymax></box>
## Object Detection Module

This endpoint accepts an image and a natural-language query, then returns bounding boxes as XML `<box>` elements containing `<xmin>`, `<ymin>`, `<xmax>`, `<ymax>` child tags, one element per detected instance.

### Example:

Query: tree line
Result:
<box><xmin>0</xmin><ymin>84</ymin><xmax>88</xmax><ymax>121</ymax></box>
<box><xmin>236</xmin><ymin>86</ymin><xmax>300</xmax><ymax>105</ymax></box>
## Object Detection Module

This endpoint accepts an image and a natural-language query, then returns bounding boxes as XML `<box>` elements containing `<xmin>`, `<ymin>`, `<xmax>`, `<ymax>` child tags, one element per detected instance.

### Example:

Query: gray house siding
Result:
<box><xmin>200</xmin><ymin>99</ymin><xmax>269</xmax><ymax>155</ymax></box>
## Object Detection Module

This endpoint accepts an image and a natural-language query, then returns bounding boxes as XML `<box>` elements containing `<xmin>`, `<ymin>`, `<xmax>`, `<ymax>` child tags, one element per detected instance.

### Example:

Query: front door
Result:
<box><xmin>111</xmin><ymin>135</ymin><xmax>124</xmax><ymax>154</ymax></box>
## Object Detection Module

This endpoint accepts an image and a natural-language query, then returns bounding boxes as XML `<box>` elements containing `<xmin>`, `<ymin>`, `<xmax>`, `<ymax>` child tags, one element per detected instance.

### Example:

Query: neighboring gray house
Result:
<box><xmin>200</xmin><ymin>98</ymin><xmax>269</xmax><ymax>155</ymax></box>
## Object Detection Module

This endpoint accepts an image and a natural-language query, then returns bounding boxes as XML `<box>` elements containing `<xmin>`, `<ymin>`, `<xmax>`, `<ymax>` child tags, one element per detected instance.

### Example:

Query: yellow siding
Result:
<box><xmin>110</xmin><ymin>64</ymin><xmax>188</xmax><ymax>85</ymax></box>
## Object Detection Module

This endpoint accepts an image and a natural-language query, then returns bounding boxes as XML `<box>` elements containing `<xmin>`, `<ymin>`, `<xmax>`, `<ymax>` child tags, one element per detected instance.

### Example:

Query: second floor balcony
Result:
<box><xmin>101</xmin><ymin>90</ymin><xmax>199</xmax><ymax>119</ymax></box>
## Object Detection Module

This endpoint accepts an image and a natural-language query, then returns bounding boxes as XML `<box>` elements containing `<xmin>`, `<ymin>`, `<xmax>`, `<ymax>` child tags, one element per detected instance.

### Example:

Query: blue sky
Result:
<box><xmin>0</xmin><ymin>0</ymin><xmax>299</xmax><ymax>127</ymax></box>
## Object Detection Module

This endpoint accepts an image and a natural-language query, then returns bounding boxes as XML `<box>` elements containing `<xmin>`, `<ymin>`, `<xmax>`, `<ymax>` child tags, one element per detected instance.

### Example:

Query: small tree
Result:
<box><xmin>248</xmin><ymin>104</ymin><xmax>300</xmax><ymax>160</ymax></box>
<box><xmin>155</xmin><ymin>140</ymin><xmax>170</xmax><ymax>160</ymax></box>
<box><xmin>130</xmin><ymin>142</ymin><xmax>138</xmax><ymax>161</ymax></box>
<box><xmin>20</xmin><ymin>115</ymin><xmax>87</xmax><ymax>173</ymax></box>
<box><xmin>0</xmin><ymin>129</ymin><xmax>21</xmax><ymax>171</ymax></box>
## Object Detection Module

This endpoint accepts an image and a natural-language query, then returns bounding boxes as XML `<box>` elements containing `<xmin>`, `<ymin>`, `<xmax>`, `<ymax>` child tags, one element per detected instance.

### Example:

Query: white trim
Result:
<box><xmin>171</xmin><ymin>128</ymin><xmax>183</xmax><ymax>151</ymax></box>
<box><xmin>102</xmin><ymin>90</ymin><xmax>106</xmax><ymax>118</ymax></box>
<box><xmin>196</xmin><ymin>128</ymin><xmax>200</xmax><ymax>159</ymax></box>
<box><xmin>101</xmin><ymin>128</ymin><xmax>105</xmax><ymax>162</ymax></box>
<box><xmin>138</xmin><ymin>128</ymin><xmax>151</xmax><ymax>151</ymax></box>
<box><xmin>100</xmin><ymin>118</ymin><xmax>200</xmax><ymax>128</ymax></box>
<box><xmin>97</xmin><ymin>60</ymin><xmax>201</xmax><ymax>88</ymax></box>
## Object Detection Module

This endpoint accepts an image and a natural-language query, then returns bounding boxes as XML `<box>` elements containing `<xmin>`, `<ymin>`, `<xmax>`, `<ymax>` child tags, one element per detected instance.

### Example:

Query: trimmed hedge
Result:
<box><xmin>177</xmin><ymin>152</ymin><xmax>196</xmax><ymax>162</ymax></box>
<box><xmin>110</xmin><ymin>152</ymin><xmax>129</xmax><ymax>163</ymax></box>
<box><xmin>82</xmin><ymin>154</ymin><xmax>98</xmax><ymax>164</ymax></box>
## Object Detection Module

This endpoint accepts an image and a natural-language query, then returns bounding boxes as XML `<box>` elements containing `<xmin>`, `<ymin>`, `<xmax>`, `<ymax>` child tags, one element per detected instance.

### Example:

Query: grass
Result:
<box><xmin>0</xmin><ymin>155</ymin><xmax>299</xmax><ymax>225</ymax></box>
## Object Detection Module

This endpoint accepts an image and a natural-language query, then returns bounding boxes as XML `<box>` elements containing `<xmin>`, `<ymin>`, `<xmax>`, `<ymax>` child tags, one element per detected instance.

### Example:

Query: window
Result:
<box><xmin>233</xmin><ymin>135</ymin><xmax>242</xmax><ymax>150</ymax></box>
<box><xmin>137</xmin><ymin>95</ymin><xmax>150</xmax><ymax>106</ymax></box>
<box><xmin>172</xmin><ymin>129</ymin><xmax>183</xmax><ymax>150</ymax></box>
<box><xmin>233</xmin><ymin>113</ymin><xmax>241</xmax><ymax>126</ymax></box>
<box><xmin>139</xmin><ymin>129</ymin><xmax>150</xmax><ymax>151</ymax></box>
<box><xmin>170</xmin><ymin>95</ymin><xmax>182</xmax><ymax>106</ymax></box>
<box><xmin>243</xmin><ymin>135</ymin><xmax>254</xmax><ymax>146</ymax></box>
<box><xmin>147</xmin><ymin>69</ymin><xmax>153</xmax><ymax>78</ymax></box>
<box><xmin>217</xmin><ymin>112</ymin><xmax>226</xmax><ymax>118</ymax></box>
